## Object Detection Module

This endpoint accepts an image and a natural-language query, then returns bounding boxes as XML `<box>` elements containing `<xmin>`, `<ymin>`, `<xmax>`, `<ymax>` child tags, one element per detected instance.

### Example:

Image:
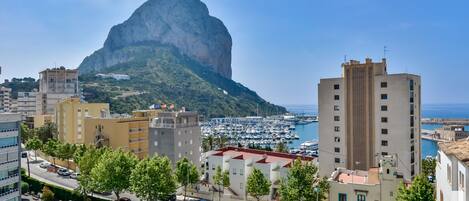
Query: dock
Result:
<box><xmin>422</xmin><ymin>118</ymin><xmax>469</xmax><ymax>125</ymax></box>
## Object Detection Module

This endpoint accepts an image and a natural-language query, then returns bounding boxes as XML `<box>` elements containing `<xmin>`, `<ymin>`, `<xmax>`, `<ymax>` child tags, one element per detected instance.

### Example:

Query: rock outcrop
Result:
<box><xmin>79</xmin><ymin>0</ymin><xmax>232</xmax><ymax>79</ymax></box>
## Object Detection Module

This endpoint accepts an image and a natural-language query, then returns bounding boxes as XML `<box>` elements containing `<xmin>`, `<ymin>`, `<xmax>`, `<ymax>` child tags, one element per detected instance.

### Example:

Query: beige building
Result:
<box><xmin>436</xmin><ymin>125</ymin><xmax>469</xmax><ymax>141</ymax></box>
<box><xmin>84</xmin><ymin>117</ymin><xmax>149</xmax><ymax>159</ymax></box>
<box><xmin>55</xmin><ymin>97</ymin><xmax>109</xmax><ymax>144</ymax></box>
<box><xmin>328</xmin><ymin>155</ymin><xmax>406</xmax><ymax>201</ymax></box>
<box><xmin>17</xmin><ymin>91</ymin><xmax>37</xmax><ymax>116</ymax></box>
<box><xmin>149</xmin><ymin>111</ymin><xmax>201</xmax><ymax>167</ymax></box>
<box><xmin>33</xmin><ymin>114</ymin><xmax>53</xmax><ymax>128</ymax></box>
<box><xmin>37</xmin><ymin>67</ymin><xmax>79</xmax><ymax>115</ymax></box>
<box><xmin>318</xmin><ymin>58</ymin><xmax>421</xmax><ymax>180</ymax></box>
<box><xmin>0</xmin><ymin>87</ymin><xmax>12</xmax><ymax>112</ymax></box>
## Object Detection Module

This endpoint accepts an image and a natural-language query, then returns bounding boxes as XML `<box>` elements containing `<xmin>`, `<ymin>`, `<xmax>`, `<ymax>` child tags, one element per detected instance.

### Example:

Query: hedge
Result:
<box><xmin>21</xmin><ymin>169</ymin><xmax>108</xmax><ymax>201</ymax></box>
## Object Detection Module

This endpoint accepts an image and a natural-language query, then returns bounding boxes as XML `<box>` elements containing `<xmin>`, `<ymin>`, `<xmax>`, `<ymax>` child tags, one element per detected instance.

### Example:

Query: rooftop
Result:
<box><xmin>210</xmin><ymin>147</ymin><xmax>316</xmax><ymax>167</ymax></box>
<box><xmin>332</xmin><ymin>168</ymin><xmax>380</xmax><ymax>185</ymax></box>
<box><xmin>439</xmin><ymin>140</ymin><xmax>469</xmax><ymax>166</ymax></box>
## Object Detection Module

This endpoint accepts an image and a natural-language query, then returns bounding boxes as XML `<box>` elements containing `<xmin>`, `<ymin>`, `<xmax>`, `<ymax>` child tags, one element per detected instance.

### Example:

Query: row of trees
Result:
<box><xmin>25</xmin><ymin>135</ymin><xmax>81</xmax><ymax>169</ymax></box>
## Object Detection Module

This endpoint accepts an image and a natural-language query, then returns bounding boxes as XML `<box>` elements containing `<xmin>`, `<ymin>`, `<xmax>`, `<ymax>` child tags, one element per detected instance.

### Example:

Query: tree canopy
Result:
<box><xmin>247</xmin><ymin>168</ymin><xmax>271</xmax><ymax>201</ymax></box>
<box><xmin>175</xmin><ymin>158</ymin><xmax>199</xmax><ymax>201</ymax></box>
<box><xmin>396</xmin><ymin>174</ymin><xmax>434</xmax><ymax>201</ymax></box>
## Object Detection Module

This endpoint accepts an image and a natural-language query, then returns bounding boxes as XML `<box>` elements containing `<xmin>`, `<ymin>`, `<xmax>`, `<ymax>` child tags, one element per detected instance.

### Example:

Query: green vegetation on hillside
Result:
<box><xmin>1</xmin><ymin>77</ymin><xmax>38</xmax><ymax>98</ymax></box>
<box><xmin>80</xmin><ymin>43</ymin><xmax>286</xmax><ymax>117</ymax></box>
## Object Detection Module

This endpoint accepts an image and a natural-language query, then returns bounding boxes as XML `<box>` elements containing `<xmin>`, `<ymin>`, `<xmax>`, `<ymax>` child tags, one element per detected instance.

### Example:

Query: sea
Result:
<box><xmin>283</xmin><ymin>104</ymin><xmax>469</xmax><ymax>158</ymax></box>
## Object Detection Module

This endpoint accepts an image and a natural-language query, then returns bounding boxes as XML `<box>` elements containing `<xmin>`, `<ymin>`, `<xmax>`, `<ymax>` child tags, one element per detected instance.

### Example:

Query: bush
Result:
<box><xmin>41</xmin><ymin>186</ymin><xmax>55</xmax><ymax>201</ymax></box>
<box><xmin>21</xmin><ymin>182</ymin><xmax>29</xmax><ymax>194</ymax></box>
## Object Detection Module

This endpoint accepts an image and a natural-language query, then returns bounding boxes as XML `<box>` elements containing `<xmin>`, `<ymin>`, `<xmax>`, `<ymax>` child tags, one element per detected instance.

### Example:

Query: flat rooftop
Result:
<box><xmin>439</xmin><ymin>140</ymin><xmax>469</xmax><ymax>166</ymax></box>
<box><xmin>332</xmin><ymin>168</ymin><xmax>380</xmax><ymax>185</ymax></box>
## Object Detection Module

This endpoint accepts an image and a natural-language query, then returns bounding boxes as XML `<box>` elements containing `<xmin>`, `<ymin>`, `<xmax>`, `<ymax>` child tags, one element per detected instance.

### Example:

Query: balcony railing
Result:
<box><xmin>0</xmin><ymin>174</ymin><xmax>18</xmax><ymax>182</ymax></box>
<box><xmin>0</xmin><ymin>144</ymin><xmax>18</xmax><ymax>150</ymax></box>
<box><xmin>151</xmin><ymin>122</ymin><xmax>199</xmax><ymax>128</ymax></box>
<box><xmin>0</xmin><ymin>188</ymin><xmax>19</xmax><ymax>198</ymax></box>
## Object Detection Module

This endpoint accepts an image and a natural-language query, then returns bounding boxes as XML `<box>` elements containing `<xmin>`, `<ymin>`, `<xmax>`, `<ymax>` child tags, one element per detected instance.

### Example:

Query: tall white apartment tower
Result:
<box><xmin>318</xmin><ymin>58</ymin><xmax>421</xmax><ymax>180</ymax></box>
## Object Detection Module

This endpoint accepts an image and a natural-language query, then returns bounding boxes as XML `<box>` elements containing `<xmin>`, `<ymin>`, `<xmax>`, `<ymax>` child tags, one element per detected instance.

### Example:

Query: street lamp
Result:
<box><xmin>314</xmin><ymin>187</ymin><xmax>319</xmax><ymax>201</ymax></box>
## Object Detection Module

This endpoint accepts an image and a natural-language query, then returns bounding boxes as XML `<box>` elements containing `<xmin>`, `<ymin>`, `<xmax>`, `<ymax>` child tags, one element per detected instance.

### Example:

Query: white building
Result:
<box><xmin>318</xmin><ymin>58</ymin><xmax>421</xmax><ymax>180</ymax></box>
<box><xmin>36</xmin><ymin>67</ymin><xmax>79</xmax><ymax>115</ymax></box>
<box><xmin>436</xmin><ymin>140</ymin><xmax>469</xmax><ymax>201</ymax></box>
<box><xmin>328</xmin><ymin>155</ymin><xmax>407</xmax><ymax>201</ymax></box>
<box><xmin>205</xmin><ymin>147</ymin><xmax>316</xmax><ymax>200</ymax></box>
<box><xmin>0</xmin><ymin>87</ymin><xmax>12</xmax><ymax>113</ymax></box>
<box><xmin>0</xmin><ymin>113</ymin><xmax>21</xmax><ymax>201</ymax></box>
<box><xmin>17</xmin><ymin>91</ymin><xmax>37</xmax><ymax>116</ymax></box>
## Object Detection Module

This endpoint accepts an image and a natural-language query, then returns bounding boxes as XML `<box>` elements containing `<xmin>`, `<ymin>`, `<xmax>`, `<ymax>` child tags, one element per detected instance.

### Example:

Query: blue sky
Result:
<box><xmin>1</xmin><ymin>0</ymin><xmax>468</xmax><ymax>105</ymax></box>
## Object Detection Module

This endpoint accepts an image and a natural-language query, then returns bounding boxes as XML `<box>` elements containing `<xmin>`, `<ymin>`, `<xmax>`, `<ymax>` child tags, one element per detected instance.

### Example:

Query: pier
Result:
<box><xmin>422</xmin><ymin>118</ymin><xmax>469</xmax><ymax>125</ymax></box>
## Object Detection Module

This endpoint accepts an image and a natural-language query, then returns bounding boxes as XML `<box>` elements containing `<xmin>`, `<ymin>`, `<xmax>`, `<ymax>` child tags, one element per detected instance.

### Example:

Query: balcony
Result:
<box><xmin>0</xmin><ymin>145</ymin><xmax>18</xmax><ymax>154</ymax></box>
<box><xmin>151</xmin><ymin>122</ymin><xmax>199</xmax><ymax>129</ymax></box>
<box><xmin>0</xmin><ymin>174</ymin><xmax>19</xmax><ymax>187</ymax></box>
<box><xmin>0</xmin><ymin>188</ymin><xmax>19</xmax><ymax>201</ymax></box>
<box><xmin>0</xmin><ymin>160</ymin><xmax>19</xmax><ymax>170</ymax></box>
<box><xmin>0</xmin><ymin>129</ymin><xmax>18</xmax><ymax>139</ymax></box>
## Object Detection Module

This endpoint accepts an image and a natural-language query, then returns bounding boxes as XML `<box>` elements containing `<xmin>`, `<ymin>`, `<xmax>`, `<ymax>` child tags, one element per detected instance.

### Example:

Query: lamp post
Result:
<box><xmin>314</xmin><ymin>187</ymin><xmax>319</xmax><ymax>201</ymax></box>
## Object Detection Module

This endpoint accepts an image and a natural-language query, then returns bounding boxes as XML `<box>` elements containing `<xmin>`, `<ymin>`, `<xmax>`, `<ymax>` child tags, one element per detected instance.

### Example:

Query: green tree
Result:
<box><xmin>175</xmin><ymin>158</ymin><xmax>199</xmax><ymax>201</ymax></box>
<box><xmin>216</xmin><ymin>136</ymin><xmax>228</xmax><ymax>149</ymax></box>
<box><xmin>76</xmin><ymin>147</ymin><xmax>107</xmax><ymax>198</ymax></box>
<box><xmin>42</xmin><ymin>139</ymin><xmax>59</xmax><ymax>165</ymax></box>
<box><xmin>25</xmin><ymin>136</ymin><xmax>42</xmax><ymax>161</ymax></box>
<box><xmin>73</xmin><ymin>144</ymin><xmax>88</xmax><ymax>164</ymax></box>
<box><xmin>279</xmin><ymin>159</ymin><xmax>329</xmax><ymax>201</ymax></box>
<box><xmin>20</xmin><ymin>123</ymin><xmax>34</xmax><ymax>143</ymax></box>
<box><xmin>275</xmin><ymin>142</ymin><xmax>289</xmax><ymax>153</ymax></box>
<box><xmin>41</xmin><ymin>186</ymin><xmax>55</xmax><ymax>201</ymax></box>
<box><xmin>36</xmin><ymin>123</ymin><xmax>57</xmax><ymax>142</ymax></box>
<box><xmin>91</xmin><ymin>149</ymin><xmax>137</xmax><ymax>200</ymax></box>
<box><xmin>202</xmin><ymin>135</ymin><xmax>215</xmax><ymax>152</ymax></box>
<box><xmin>213</xmin><ymin>166</ymin><xmax>230</xmax><ymax>201</ymax></box>
<box><xmin>57</xmin><ymin>143</ymin><xmax>76</xmax><ymax>169</ymax></box>
<box><xmin>130</xmin><ymin>156</ymin><xmax>177</xmax><ymax>201</ymax></box>
<box><xmin>247</xmin><ymin>168</ymin><xmax>271</xmax><ymax>201</ymax></box>
<box><xmin>422</xmin><ymin>157</ymin><xmax>437</xmax><ymax>178</ymax></box>
<box><xmin>396</xmin><ymin>174</ymin><xmax>434</xmax><ymax>201</ymax></box>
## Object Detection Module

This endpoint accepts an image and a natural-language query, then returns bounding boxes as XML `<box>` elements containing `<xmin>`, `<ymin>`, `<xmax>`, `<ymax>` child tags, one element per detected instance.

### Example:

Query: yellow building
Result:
<box><xmin>132</xmin><ymin>109</ymin><xmax>161</xmax><ymax>119</ymax></box>
<box><xmin>33</xmin><ymin>114</ymin><xmax>54</xmax><ymax>128</ymax></box>
<box><xmin>55</xmin><ymin>97</ymin><xmax>109</xmax><ymax>144</ymax></box>
<box><xmin>83</xmin><ymin>117</ymin><xmax>149</xmax><ymax>159</ymax></box>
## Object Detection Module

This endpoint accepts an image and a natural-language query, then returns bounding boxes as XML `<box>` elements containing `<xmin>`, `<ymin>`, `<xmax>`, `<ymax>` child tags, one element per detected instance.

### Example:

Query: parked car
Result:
<box><xmin>39</xmin><ymin>162</ymin><xmax>51</xmax><ymax>169</ymax></box>
<box><xmin>57</xmin><ymin>168</ymin><xmax>71</xmax><ymax>177</ymax></box>
<box><xmin>119</xmin><ymin>197</ymin><xmax>131</xmax><ymax>201</ymax></box>
<box><xmin>70</xmin><ymin>172</ymin><xmax>80</xmax><ymax>179</ymax></box>
<box><xmin>21</xmin><ymin>152</ymin><xmax>28</xmax><ymax>158</ymax></box>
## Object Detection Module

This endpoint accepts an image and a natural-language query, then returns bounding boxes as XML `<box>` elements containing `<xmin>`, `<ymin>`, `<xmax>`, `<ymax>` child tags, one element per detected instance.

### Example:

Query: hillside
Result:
<box><xmin>80</xmin><ymin>44</ymin><xmax>286</xmax><ymax>117</ymax></box>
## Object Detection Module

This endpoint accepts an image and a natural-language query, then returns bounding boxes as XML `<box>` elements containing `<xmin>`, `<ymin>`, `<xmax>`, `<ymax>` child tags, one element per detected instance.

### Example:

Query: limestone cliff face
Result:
<box><xmin>79</xmin><ymin>0</ymin><xmax>232</xmax><ymax>78</ymax></box>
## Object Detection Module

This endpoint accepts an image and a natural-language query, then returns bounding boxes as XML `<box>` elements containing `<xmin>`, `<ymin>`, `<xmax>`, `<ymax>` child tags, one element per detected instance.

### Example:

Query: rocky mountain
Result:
<box><xmin>79</xmin><ymin>0</ymin><xmax>232</xmax><ymax>79</ymax></box>
<box><xmin>78</xmin><ymin>0</ymin><xmax>286</xmax><ymax>117</ymax></box>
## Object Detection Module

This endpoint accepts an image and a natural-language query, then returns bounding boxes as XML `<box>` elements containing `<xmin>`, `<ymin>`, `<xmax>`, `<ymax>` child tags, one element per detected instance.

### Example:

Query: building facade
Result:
<box><xmin>436</xmin><ymin>141</ymin><xmax>469</xmax><ymax>201</ymax></box>
<box><xmin>149</xmin><ymin>111</ymin><xmax>201</xmax><ymax>167</ymax></box>
<box><xmin>0</xmin><ymin>113</ymin><xmax>21</xmax><ymax>201</ymax></box>
<box><xmin>84</xmin><ymin>117</ymin><xmax>149</xmax><ymax>159</ymax></box>
<box><xmin>205</xmin><ymin>147</ymin><xmax>317</xmax><ymax>200</ymax></box>
<box><xmin>17</xmin><ymin>91</ymin><xmax>37</xmax><ymax>116</ymax></box>
<box><xmin>36</xmin><ymin>67</ymin><xmax>79</xmax><ymax>115</ymax></box>
<box><xmin>56</xmin><ymin>97</ymin><xmax>109</xmax><ymax>144</ymax></box>
<box><xmin>318</xmin><ymin>58</ymin><xmax>421</xmax><ymax>180</ymax></box>
<box><xmin>436</xmin><ymin>125</ymin><xmax>469</xmax><ymax>141</ymax></box>
<box><xmin>328</xmin><ymin>155</ymin><xmax>406</xmax><ymax>201</ymax></box>
<box><xmin>0</xmin><ymin>87</ymin><xmax>12</xmax><ymax>113</ymax></box>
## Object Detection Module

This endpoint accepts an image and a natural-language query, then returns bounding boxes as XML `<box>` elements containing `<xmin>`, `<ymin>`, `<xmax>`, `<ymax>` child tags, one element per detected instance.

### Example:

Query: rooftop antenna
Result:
<box><xmin>383</xmin><ymin>46</ymin><xmax>389</xmax><ymax>59</ymax></box>
<box><xmin>344</xmin><ymin>55</ymin><xmax>347</xmax><ymax>63</ymax></box>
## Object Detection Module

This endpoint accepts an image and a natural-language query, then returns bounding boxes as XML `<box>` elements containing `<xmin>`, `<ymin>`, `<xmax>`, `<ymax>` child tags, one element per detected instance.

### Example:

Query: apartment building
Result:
<box><xmin>436</xmin><ymin>141</ymin><xmax>469</xmax><ymax>201</ymax></box>
<box><xmin>0</xmin><ymin>87</ymin><xmax>12</xmax><ymax>113</ymax></box>
<box><xmin>149</xmin><ymin>111</ymin><xmax>201</xmax><ymax>167</ymax></box>
<box><xmin>84</xmin><ymin>117</ymin><xmax>149</xmax><ymax>159</ymax></box>
<box><xmin>328</xmin><ymin>155</ymin><xmax>406</xmax><ymax>201</ymax></box>
<box><xmin>436</xmin><ymin>125</ymin><xmax>469</xmax><ymax>141</ymax></box>
<box><xmin>17</xmin><ymin>91</ymin><xmax>37</xmax><ymax>116</ymax></box>
<box><xmin>205</xmin><ymin>147</ymin><xmax>317</xmax><ymax>200</ymax></box>
<box><xmin>318</xmin><ymin>58</ymin><xmax>421</xmax><ymax>180</ymax></box>
<box><xmin>36</xmin><ymin>67</ymin><xmax>79</xmax><ymax>115</ymax></box>
<box><xmin>56</xmin><ymin>97</ymin><xmax>109</xmax><ymax>144</ymax></box>
<box><xmin>0</xmin><ymin>113</ymin><xmax>21</xmax><ymax>201</ymax></box>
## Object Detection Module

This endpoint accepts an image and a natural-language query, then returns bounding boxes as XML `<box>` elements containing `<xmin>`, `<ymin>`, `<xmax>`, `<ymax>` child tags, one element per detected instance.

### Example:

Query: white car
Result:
<box><xmin>39</xmin><ymin>162</ymin><xmax>51</xmax><ymax>169</ymax></box>
<box><xmin>70</xmin><ymin>172</ymin><xmax>80</xmax><ymax>179</ymax></box>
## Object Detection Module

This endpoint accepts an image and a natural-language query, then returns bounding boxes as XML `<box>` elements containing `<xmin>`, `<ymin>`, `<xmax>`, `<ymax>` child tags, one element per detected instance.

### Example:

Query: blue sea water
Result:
<box><xmin>284</xmin><ymin>104</ymin><xmax>469</xmax><ymax>158</ymax></box>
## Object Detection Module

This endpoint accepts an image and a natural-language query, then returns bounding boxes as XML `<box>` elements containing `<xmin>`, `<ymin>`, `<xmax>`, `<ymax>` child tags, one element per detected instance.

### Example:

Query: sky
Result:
<box><xmin>1</xmin><ymin>0</ymin><xmax>469</xmax><ymax>105</ymax></box>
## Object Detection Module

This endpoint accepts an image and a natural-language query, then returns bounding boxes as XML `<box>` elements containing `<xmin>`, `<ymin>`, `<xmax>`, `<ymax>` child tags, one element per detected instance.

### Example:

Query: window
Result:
<box><xmin>381</xmin><ymin>105</ymin><xmax>388</xmax><ymax>111</ymax></box>
<box><xmin>338</xmin><ymin>193</ymin><xmax>347</xmax><ymax>201</ymax></box>
<box><xmin>334</xmin><ymin>126</ymin><xmax>340</xmax><ymax>132</ymax></box>
<box><xmin>381</xmin><ymin>94</ymin><xmax>388</xmax><ymax>100</ymax></box>
<box><xmin>381</xmin><ymin>140</ymin><xmax>388</xmax><ymax>146</ymax></box>
<box><xmin>334</xmin><ymin>95</ymin><xmax>340</xmax><ymax>100</ymax></box>
<box><xmin>357</xmin><ymin>194</ymin><xmax>366</xmax><ymax>201</ymax></box>
<box><xmin>411</xmin><ymin>145</ymin><xmax>414</xmax><ymax>152</ymax></box>
<box><xmin>382</xmin><ymin>152</ymin><xmax>388</xmax><ymax>156</ymax></box>
<box><xmin>334</xmin><ymin>147</ymin><xmax>340</xmax><ymax>153</ymax></box>
<box><xmin>334</xmin><ymin>116</ymin><xmax>340</xmax><ymax>121</ymax></box>
<box><xmin>447</xmin><ymin>164</ymin><xmax>452</xmax><ymax>183</ymax></box>
<box><xmin>409</xmin><ymin>80</ymin><xmax>414</xmax><ymax>91</ymax></box>
<box><xmin>411</xmin><ymin>164</ymin><xmax>415</xmax><ymax>176</ymax></box>
<box><xmin>411</xmin><ymin>129</ymin><xmax>415</xmax><ymax>139</ymax></box>
<box><xmin>240</xmin><ymin>182</ymin><xmax>244</xmax><ymax>190</ymax></box>
<box><xmin>410</xmin><ymin>116</ymin><xmax>414</xmax><ymax>127</ymax></box>
<box><xmin>334</xmin><ymin>105</ymin><xmax>340</xmax><ymax>111</ymax></box>
<box><xmin>232</xmin><ymin>168</ymin><xmax>237</xmax><ymax>175</ymax></box>
<box><xmin>381</xmin><ymin>117</ymin><xmax>388</xmax><ymax>123</ymax></box>
<box><xmin>411</xmin><ymin>153</ymin><xmax>415</xmax><ymax>163</ymax></box>
<box><xmin>460</xmin><ymin>171</ymin><xmax>465</xmax><ymax>189</ymax></box>
<box><xmin>437</xmin><ymin>153</ymin><xmax>441</xmax><ymax>163</ymax></box>
<box><xmin>381</xmin><ymin>82</ymin><xmax>388</xmax><ymax>88</ymax></box>
<box><xmin>381</xmin><ymin>129</ymin><xmax>388</xmax><ymax>135</ymax></box>
<box><xmin>334</xmin><ymin>84</ymin><xmax>340</xmax><ymax>90</ymax></box>
<box><xmin>334</xmin><ymin>137</ymin><xmax>341</xmax><ymax>142</ymax></box>
<box><xmin>334</xmin><ymin>158</ymin><xmax>340</xmax><ymax>163</ymax></box>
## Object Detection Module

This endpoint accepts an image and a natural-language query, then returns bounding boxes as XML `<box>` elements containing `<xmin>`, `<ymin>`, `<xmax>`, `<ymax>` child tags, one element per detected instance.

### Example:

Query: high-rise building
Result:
<box><xmin>318</xmin><ymin>58</ymin><xmax>421</xmax><ymax>179</ymax></box>
<box><xmin>36</xmin><ymin>67</ymin><xmax>79</xmax><ymax>115</ymax></box>
<box><xmin>56</xmin><ymin>97</ymin><xmax>109</xmax><ymax>144</ymax></box>
<box><xmin>0</xmin><ymin>87</ymin><xmax>12</xmax><ymax>112</ymax></box>
<box><xmin>0</xmin><ymin>113</ymin><xmax>21</xmax><ymax>201</ymax></box>
<box><xmin>17</xmin><ymin>91</ymin><xmax>37</xmax><ymax>116</ymax></box>
<box><xmin>149</xmin><ymin>111</ymin><xmax>201</xmax><ymax>167</ymax></box>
